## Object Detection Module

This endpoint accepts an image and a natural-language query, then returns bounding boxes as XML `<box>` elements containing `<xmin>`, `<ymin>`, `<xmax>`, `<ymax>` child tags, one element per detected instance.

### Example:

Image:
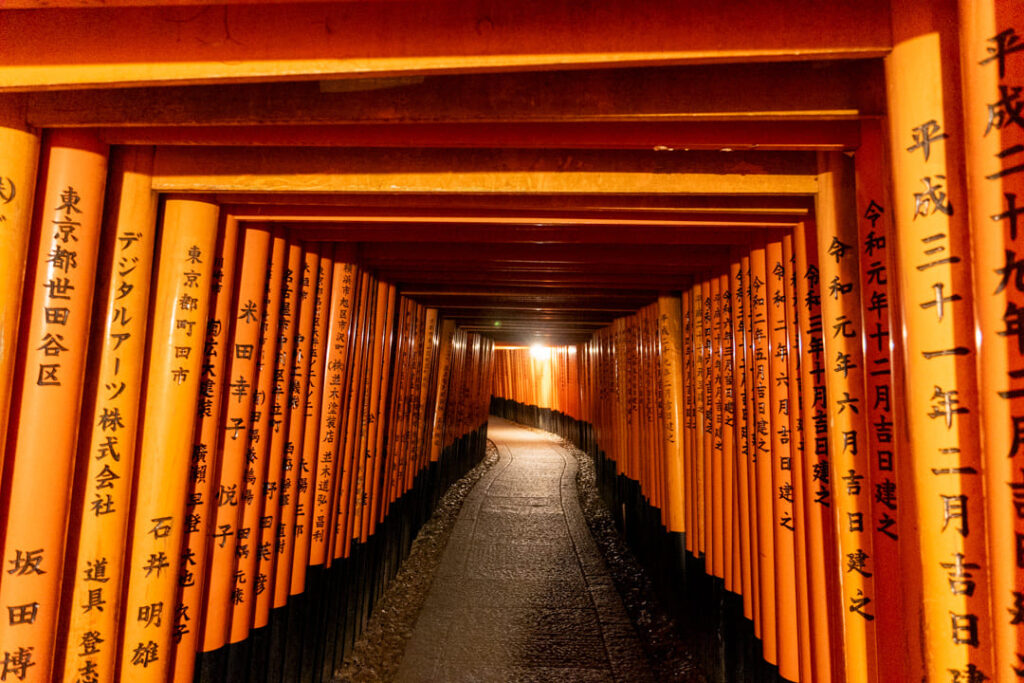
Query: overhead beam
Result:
<box><xmin>287</xmin><ymin>224</ymin><xmax>788</xmax><ymax>246</ymax></box>
<box><xmin>0</xmin><ymin>1</ymin><xmax>891</xmax><ymax>91</ymax></box>
<box><xmin>93</xmin><ymin>120</ymin><xmax>861</xmax><ymax>150</ymax></box>
<box><xmin>356</xmin><ymin>241</ymin><xmax>728</xmax><ymax>264</ymax></box>
<box><xmin>152</xmin><ymin>147</ymin><xmax>818</xmax><ymax>194</ymax></box>
<box><xmin>217</xmin><ymin>193</ymin><xmax>813</xmax><ymax>213</ymax></box>
<box><xmin>24</xmin><ymin>61</ymin><xmax>883</xmax><ymax>128</ymax></box>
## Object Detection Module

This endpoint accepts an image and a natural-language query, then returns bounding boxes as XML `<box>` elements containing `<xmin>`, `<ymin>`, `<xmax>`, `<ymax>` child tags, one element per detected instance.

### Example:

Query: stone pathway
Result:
<box><xmin>395</xmin><ymin>417</ymin><xmax>653</xmax><ymax>683</ymax></box>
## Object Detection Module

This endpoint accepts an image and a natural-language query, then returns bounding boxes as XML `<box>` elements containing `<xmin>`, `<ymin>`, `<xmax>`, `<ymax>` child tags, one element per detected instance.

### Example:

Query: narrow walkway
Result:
<box><xmin>396</xmin><ymin>417</ymin><xmax>653</xmax><ymax>682</ymax></box>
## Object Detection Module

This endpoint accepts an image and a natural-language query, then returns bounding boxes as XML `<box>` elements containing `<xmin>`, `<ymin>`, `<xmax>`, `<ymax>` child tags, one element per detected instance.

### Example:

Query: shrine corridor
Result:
<box><xmin>0</xmin><ymin>1</ymin><xmax>1023</xmax><ymax>683</ymax></box>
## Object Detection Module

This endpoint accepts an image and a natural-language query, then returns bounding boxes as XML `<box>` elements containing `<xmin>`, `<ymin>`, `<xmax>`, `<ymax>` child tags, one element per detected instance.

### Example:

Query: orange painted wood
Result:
<box><xmin>782</xmin><ymin>233</ymin><xmax>813</xmax><ymax>683</ymax></box>
<box><xmin>718</xmin><ymin>274</ymin><xmax>737</xmax><ymax>592</ymax></box>
<box><xmin>730</xmin><ymin>259</ymin><xmax>755</xmax><ymax>619</ymax></box>
<box><xmin>792</xmin><ymin>219</ymin><xmax>837</xmax><ymax>683</ymax></box>
<box><xmin>815</xmin><ymin>152</ymin><xmax>878</xmax><ymax>683</ymax></box>
<box><xmin>290</xmin><ymin>245</ymin><xmax>333</xmax><ymax>595</ymax></box>
<box><xmin>428</xmin><ymin>320</ymin><xmax>456</xmax><ymax>463</ymax></box>
<box><xmin>253</xmin><ymin>238</ymin><xmax>304</xmax><ymax>628</ymax></box>
<box><xmin>0</xmin><ymin>113</ymin><xmax>38</xmax><ymax>487</ymax></box>
<box><xmin>60</xmin><ymin>148</ymin><xmax>157</xmax><ymax>683</ymax></box>
<box><xmin>0</xmin><ymin>131</ymin><xmax>107</xmax><ymax>683</ymax></box>
<box><xmin>710</xmin><ymin>276</ymin><xmax>725</xmax><ymax>580</ymax></box>
<box><xmin>853</xmin><ymin>120</ymin><xmax>908</xmax><ymax>683</ymax></box>
<box><xmin>358</xmin><ymin>281</ymin><xmax>396</xmax><ymax>544</ymax></box>
<box><xmin>766</xmin><ymin>239</ymin><xmax>798</xmax><ymax>681</ymax></box>
<box><xmin>117</xmin><ymin>197</ymin><xmax>219</xmax><ymax>681</ymax></box>
<box><xmin>749</xmin><ymin>245</ymin><xmax>777</xmax><ymax>661</ymax></box>
<box><xmin>657</xmin><ymin>295</ymin><xmax>686</xmax><ymax>535</ymax></box>
<box><xmin>742</xmin><ymin>255</ymin><xmax>762</xmax><ymax>635</ymax></box>
<box><xmin>198</xmin><ymin>224</ymin><xmax>271</xmax><ymax>652</ymax></box>
<box><xmin>229</xmin><ymin>228</ymin><xmax>285</xmax><ymax>644</ymax></box>
<box><xmin>170</xmin><ymin>214</ymin><xmax>240</xmax><ymax>683</ymax></box>
<box><xmin>886</xmin><ymin>2</ymin><xmax>994</xmax><ymax>677</ymax></box>
<box><xmin>273</xmin><ymin>247</ymin><xmax>319</xmax><ymax>605</ymax></box>
<box><xmin>0</xmin><ymin>1</ymin><xmax>891</xmax><ymax>90</ymax></box>
<box><xmin>308</xmin><ymin>255</ymin><xmax>358</xmax><ymax>566</ymax></box>
<box><xmin>692</xmin><ymin>283</ymin><xmax>707</xmax><ymax>560</ymax></box>
<box><xmin>959</xmin><ymin>2</ymin><xmax>1024</xmax><ymax>679</ymax></box>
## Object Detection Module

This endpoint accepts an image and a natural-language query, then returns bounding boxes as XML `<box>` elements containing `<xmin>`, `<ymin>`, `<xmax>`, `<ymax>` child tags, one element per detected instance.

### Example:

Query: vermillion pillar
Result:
<box><xmin>60</xmin><ymin>147</ymin><xmax>158</xmax><ymax>683</ymax></box>
<box><xmin>0</xmin><ymin>99</ymin><xmax>39</xmax><ymax>482</ymax></box>
<box><xmin>117</xmin><ymin>196</ymin><xmax>220</xmax><ymax>682</ymax></box>
<box><xmin>816</xmin><ymin>151</ymin><xmax>879</xmax><ymax>683</ymax></box>
<box><xmin>853</xmin><ymin>121</ymin><xmax>909</xmax><ymax>683</ymax></box>
<box><xmin>959</xmin><ymin>2</ymin><xmax>1024</xmax><ymax>680</ymax></box>
<box><xmin>0</xmin><ymin>130</ymin><xmax>107</xmax><ymax>683</ymax></box>
<box><xmin>171</xmin><ymin>215</ymin><xmax>240</xmax><ymax>683</ymax></box>
<box><xmin>793</xmin><ymin>219</ymin><xmax>839</xmax><ymax>683</ymax></box>
<box><xmin>766</xmin><ymin>240</ymin><xmax>798</xmax><ymax>681</ymax></box>
<box><xmin>198</xmin><ymin>224</ymin><xmax>271</xmax><ymax>658</ymax></box>
<box><xmin>886</xmin><ymin>1</ymin><xmax>994</xmax><ymax>678</ymax></box>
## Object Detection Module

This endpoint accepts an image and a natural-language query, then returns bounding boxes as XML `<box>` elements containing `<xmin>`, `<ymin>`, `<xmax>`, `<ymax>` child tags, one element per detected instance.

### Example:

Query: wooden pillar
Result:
<box><xmin>959</xmin><ymin>2</ymin><xmax>1024</xmax><ymax>680</ymax></box>
<box><xmin>793</xmin><ymin>219</ymin><xmax>839</xmax><ymax>683</ymax></box>
<box><xmin>117</xmin><ymin>196</ymin><xmax>220</xmax><ymax>681</ymax></box>
<box><xmin>60</xmin><ymin>147</ymin><xmax>158</xmax><ymax>683</ymax></box>
<box><xmin>228</xmin><ymin>228</ymin><xmax>285</xmax><ymax>647</ymax></box>
<box><xmin>170</xmin><ymin>215</ymin><xmax>240</xmax><ymax>683</ymax></box>
<box><xmin>198</xmin><ymin>224</ymin><xmax>271</xmax><ymax>654</ymax></box>
<box><xmin>290</xmin><ymin>245</ymin><xmax>332</xmax><ymax>595</ymax></box>
<box><xmin>253</xmin><ymin>238</ymin><xmax>303</xmax><ymax>629</ymax></box>
<box><xmin>0</xmin><ymin>99</ymin><xmax>39</xmax><ymax>483</ymax></box>
<box><xmin>853</xmin><ymin>120</ymin><xmax>910</xmax><ymax>683</ymax></box>
<box><xmin>749</xmin><ymin>246</ymin><xmax>777</xmax><ymax>663</ymax></box>
<box><xmin>710</xmin><ymin>276</ymin><xmax>725</xmax><ymax>580</ymax></box>
<box><xmin>767</xmin><ymin>239</ymin><xmax>798</xmax><ymax>681</ymax></box>
<box><xmin>816</xmin><ymin>151</ymin><xmax>880</xmax><ymax>683</ymax></box>
<box><xmin>272</xmin><ymin>247</ymin><xmax>319</xmax><ymax>607</ymax></box>
<box><xmin>729</xmin><ymin>259</ymin><xmax>755</xmax><ymax>621</ymax></box>
<box><xmin>0</xmin><ymin>130</ymin><xmax>107</xmax><ymax>683</ymax></box>
<box><xmin>886</xmin><ymin>0</ymin><xmax>994</xmax><ymax>678</ymax></box>
<box><xmin>718</xmin><ymin>275</ymin><xmax>736</xmax><ymax>592</ymax></box>
<box><xmin>783</xmin><ymin>234</ymin><xmax>813</xmax><ymax>683</ymax></box>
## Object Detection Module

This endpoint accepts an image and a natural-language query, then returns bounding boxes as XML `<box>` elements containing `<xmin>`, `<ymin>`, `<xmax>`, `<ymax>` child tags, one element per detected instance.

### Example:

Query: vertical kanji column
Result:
<box><xmin>854</xmin><ymin>121</ymin><xmax>909</xmax><ymax>683</ymax></box>
<box><xmin>767</xmin><ymin>239</ymin><xmax>798</xmax><ymax>681</ymax></box>
<box><xmin>729</xmin><ymin>260</ymin><xmax>755</xmax><ymax>623</ymax></box>
<box><xmin>0</xmin><ymin>131</ymin><xmax>107</xmax><ymax>683</ymax></box>
<box><xmin>887</xmin><ymin>1</ymin><xmax>994</xmax><ymax>678</ymax></box>
<box><xmin>60</xmin><ymin>148</ymin><xmax>157</xmax><ymax>683</ymax></box>
<box><xmin>198</xmin><ymin>224</ymin><xmax>271</xmax><ymax>659</ymax></box>
<box><xmin>118</xmin><ymin>196</ymin><xmax>220</xmax><ymax>681</ymax></box>
<box><xmin>793</xmin><ymin>219</ymin><xmax>839</xmax><ymax>683</ymax></box>
<box><xmin>959</xmin><ymin>3</ymin><xmax>1024</xmax><ymax>680</ymax></box>
<box><xmin>227</xmin><ymin>228</ymin><xmax>285</xmax><ymax>657</ymax></box>
<box><xmin>782</xmin><ymin>234</ymin><xmax>813</xmax><ymax>683</ymax></box>
<box><xmin>171</xmin><ymin>215</ymin><xmax>240</xmax><ymax>683</ymax></box>
<box><xmin>750</xmin><ymin>246</ymin><xmax>777</xmax><ymax>663</ymax></box>
<box><xmin>816</xmin><ymin>152</ymin><xmax>879</xmax><ymax>683</ymax></box>
<box><xmin>271</xmin><ymin>246</ymin><xmax>317</xmax><ymax>614</ymax></box>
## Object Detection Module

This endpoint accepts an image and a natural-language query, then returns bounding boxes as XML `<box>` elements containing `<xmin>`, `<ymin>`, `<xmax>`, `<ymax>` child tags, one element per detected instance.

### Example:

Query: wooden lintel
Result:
<box><xmin>152</xmin><ymin>147</ymin><xmax>818</xmax><ymax>194</ymax></box>
<box><xmin>217</xmin><ymin>193</ymin><xmax>813</xmax><ymax>213</ymax></box>
<box><xmin>1</xmin><ymin>2</ymin><xmax>890</xmax><ymax>91</ymax></box>
<box><xmin>285</xmin><ymin>224</ymin><xmax>788</xmax><ymax>246</ymax></box>
<box><xmin>23</xmin><ymin>62</ymin><xmax>882</xmax><ymax>128</ymax></box>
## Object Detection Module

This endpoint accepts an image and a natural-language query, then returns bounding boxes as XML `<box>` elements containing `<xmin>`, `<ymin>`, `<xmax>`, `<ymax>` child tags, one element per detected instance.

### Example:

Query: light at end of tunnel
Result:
<box><xmin>530</xmin><ymin>343</ymin><xmax>550</xmax><ymax>360</ymax></box>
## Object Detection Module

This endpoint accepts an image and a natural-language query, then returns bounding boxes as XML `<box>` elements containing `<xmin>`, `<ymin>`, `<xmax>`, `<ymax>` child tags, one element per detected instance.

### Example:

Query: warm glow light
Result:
<box><xmin>530</xmin><ymin>343</ymin><xmax>550</xmax><ymax>359</ymax></box>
